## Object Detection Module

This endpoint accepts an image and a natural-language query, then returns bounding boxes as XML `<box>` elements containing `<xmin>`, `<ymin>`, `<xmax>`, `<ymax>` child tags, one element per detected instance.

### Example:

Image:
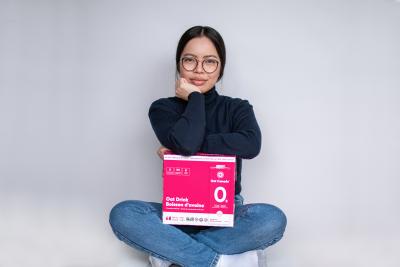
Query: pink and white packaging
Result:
<box><xmin>162</xmin><ymin>153</ymin><xmax>236</xmax><ymax>227</ymax></box>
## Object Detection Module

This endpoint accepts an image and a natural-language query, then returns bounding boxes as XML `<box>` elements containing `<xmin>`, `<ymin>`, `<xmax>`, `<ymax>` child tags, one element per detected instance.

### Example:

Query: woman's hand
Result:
<box><xmin>175</xmin><ymin>78</ymin><xmax>201</xmax><ymax>101</ymax></box>
<box><xmin>157</xmin><ymin>145</ymin><xmax>171</xmax><ymax>159</ymax></box>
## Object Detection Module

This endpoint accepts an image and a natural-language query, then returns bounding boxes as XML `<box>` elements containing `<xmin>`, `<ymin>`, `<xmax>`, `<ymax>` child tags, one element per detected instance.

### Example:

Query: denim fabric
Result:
<box><xmin>109</xmin><ymin>195</ymin><xmax>286</xmax><ymax>267</ymax></box>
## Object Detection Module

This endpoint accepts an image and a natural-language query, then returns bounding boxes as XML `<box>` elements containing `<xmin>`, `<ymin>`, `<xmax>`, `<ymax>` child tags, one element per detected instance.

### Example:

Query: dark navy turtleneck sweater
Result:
<box><xmin>148</xmin><ymin>86</ymin><xmax>262</xmax><ymax>195</ymax></box>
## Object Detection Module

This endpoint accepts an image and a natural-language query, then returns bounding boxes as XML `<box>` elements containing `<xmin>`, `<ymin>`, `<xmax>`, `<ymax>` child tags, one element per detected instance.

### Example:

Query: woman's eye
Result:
<box><xmin>205</xmin><ymin>59</ymin><xmax>217</xmax><ymax>65</ymax></box>
<box><xmin>183</xmin><ymin>58</ymin><xmax>195</xmax><ymax>63</ymax></box>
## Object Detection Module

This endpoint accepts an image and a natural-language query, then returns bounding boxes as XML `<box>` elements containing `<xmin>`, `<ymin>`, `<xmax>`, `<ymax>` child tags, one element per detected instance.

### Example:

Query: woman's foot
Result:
<box><xmin>149</xmin><ymin>250</ymin><xmax>264</xmax><ymax>267</ymax></box>
<box><xmin>148</xmin><ymin>255</ymin><xmax>172</xmax><ymax>267</ymax></box>
<box><xmin>216</xmin><ymin>250</ymin><xmax>259</xmax><ymax>267</ymax></box>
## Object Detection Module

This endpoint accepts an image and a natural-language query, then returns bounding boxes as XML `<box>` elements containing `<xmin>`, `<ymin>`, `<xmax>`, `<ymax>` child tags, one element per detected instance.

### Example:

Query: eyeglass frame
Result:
<box><xmin>180</xmin><ymin>55</ymin><xmax>220</xmax><ymax>74</ymax></box>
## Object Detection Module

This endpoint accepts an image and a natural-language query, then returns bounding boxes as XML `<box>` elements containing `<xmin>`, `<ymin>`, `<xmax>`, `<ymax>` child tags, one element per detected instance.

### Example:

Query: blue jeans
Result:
<box><xmin>109</xmin><ymin>195</ymin><xmax>287</xmax><ymax>267</ymax></box>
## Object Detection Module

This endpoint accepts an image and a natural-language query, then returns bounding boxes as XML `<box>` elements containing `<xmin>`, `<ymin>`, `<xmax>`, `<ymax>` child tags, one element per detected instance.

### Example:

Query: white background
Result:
<box><xmin>1</xmin><ymin>0</ymin><xmax>399</xmax><ymax>266</ymax></box>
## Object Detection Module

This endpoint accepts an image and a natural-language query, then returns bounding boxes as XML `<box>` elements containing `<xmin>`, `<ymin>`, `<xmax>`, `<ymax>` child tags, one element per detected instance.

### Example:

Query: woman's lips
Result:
<box><xmin>191</xmin><ymin>79</ymin><xmax>207</xmax><ymax>86</ymax></box>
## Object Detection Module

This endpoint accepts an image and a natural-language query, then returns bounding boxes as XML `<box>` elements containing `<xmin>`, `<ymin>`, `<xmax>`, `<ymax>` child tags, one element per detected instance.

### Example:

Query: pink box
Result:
<box><xmin>162</xmin><ymin>153</ymin><xmax>236</xmax><ymax>227</ymax></box>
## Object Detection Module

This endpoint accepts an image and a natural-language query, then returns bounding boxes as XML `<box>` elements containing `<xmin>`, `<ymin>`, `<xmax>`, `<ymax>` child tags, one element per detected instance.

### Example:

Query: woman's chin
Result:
<box><xmin>200</xmin><ymin>85</ymin><xmax>213</xmax><ymax>94</ymax></box>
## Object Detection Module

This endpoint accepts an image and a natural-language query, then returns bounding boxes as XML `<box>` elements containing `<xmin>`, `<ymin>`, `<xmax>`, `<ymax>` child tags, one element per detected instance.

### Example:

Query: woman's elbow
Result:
<box><xmin>245</xmin><ymin>141</ymin><xmax>261</xmax><ymax>159</ymax></box>
<box><xmin>243</xmin><ymin>131</ymin><xmax>262</xmax><ymax>159</ymax></box>
<box><xmin>168</xmin><ymin>135</ymin><xmax>200</xmax><ymax>156</ymax></box>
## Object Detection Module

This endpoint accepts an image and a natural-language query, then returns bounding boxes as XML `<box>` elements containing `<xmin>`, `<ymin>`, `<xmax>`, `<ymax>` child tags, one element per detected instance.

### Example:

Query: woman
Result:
<box><xmin>109</xmin><ymin>25</ymin><xmax>287</xmax><ymax>267</ymax></box>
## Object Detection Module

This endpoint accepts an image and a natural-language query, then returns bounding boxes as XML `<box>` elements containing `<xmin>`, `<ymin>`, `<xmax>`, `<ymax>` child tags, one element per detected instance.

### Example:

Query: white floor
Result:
<box><xmin>1</xmin><ymin>196</ymin><xmax>399</xmax><ymax>267</ymax></box>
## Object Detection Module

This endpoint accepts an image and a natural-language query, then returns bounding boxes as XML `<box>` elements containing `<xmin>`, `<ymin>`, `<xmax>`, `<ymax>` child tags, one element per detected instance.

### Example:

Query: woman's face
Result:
<box><xmin>178</xmin><ymin>36</ymin><xmax>221</xmax><ymax>94</ymax></box>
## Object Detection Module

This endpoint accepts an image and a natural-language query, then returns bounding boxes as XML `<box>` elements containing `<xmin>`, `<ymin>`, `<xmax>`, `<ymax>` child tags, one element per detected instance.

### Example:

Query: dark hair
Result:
<box><xmin>176</xmin><ymin>26</ymin><xmax>226</xmax><ymax>81</ymax></box>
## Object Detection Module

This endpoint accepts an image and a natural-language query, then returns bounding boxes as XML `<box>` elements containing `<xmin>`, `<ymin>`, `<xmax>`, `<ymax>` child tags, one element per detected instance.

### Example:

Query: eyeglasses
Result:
<box><xmin>180</xmin><ymin>56</ymin><xmax>219</xmax><ymax>74</ymax></box>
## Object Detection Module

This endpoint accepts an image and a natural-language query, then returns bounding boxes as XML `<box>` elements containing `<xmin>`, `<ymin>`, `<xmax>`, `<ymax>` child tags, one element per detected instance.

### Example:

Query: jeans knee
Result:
<box><xmin>109</xmin><ymin>200</ymin><xmax>154</xmax><ymax>233</ymax></box>
<box><xmin>258</xmin><ymin>204</ymin><xmax>287</xmax><ymax>238</ymax></box>
<box><xmin>246</xmin><ymin>203</ymin><xmax>287</xmax><ymax>242</ymax></box>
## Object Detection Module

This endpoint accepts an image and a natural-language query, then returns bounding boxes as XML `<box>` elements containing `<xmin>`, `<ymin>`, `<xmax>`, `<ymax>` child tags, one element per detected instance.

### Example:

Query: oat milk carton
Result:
<box><xmin>162</xmin><ymin>153</ymin><xmax>236</xmax><ymax>227</ymax></box>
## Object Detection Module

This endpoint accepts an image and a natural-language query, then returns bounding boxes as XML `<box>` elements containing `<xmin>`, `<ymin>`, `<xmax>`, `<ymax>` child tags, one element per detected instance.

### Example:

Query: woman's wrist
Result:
<box><xmin>188</xmin><ymin>90</ymin><xmax>202</xmax><ymax>100</ymax></box>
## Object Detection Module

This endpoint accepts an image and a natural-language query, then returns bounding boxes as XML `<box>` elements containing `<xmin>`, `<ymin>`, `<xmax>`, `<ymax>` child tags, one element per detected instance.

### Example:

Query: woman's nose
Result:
<box><xmin>194</xmin><ymin>61</ymin><xmax>204</xmax><ymax>73</ymax></box>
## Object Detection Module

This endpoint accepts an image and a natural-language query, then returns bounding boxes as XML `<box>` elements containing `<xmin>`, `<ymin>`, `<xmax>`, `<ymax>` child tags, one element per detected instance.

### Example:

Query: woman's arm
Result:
<box><xmin>200</xmin><ymin>100</ymin><xmax>262</xmax><ymax>159</ymax></box>
<box><xmin>148</xmin><ymin>91</ymin><xmax>206</xmax><ymax>156</ymax></box>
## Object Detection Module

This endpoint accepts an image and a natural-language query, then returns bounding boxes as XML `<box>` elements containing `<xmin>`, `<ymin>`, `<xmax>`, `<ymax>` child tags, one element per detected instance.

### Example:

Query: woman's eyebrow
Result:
<box><xmin>182</xmin><ymin>53</ymin><xmax>218</xmax><ymax>59</ymax></box>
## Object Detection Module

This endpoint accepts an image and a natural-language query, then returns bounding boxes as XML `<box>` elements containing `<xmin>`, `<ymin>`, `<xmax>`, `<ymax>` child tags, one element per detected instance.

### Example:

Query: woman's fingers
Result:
<box><xmin>157</xmin><ymin>147</ymin><xmax>163</xmax><ymax>159</ymax></box>
<box><xmin>157</xmin><ymin>146</ymin><xmax>170</xmax><ymax>159</ymax></box>
<box><xmin>175</xmin><ymin>78</ymin><xmax>200</xmax><ymax>101</ymax></box>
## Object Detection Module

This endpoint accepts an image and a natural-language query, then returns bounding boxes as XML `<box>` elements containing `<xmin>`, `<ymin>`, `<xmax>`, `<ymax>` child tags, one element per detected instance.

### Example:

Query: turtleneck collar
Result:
<box><xmin>203</xmin><ymin>86</ymin><xmax>218</xmax><ymax>106</ymax></box>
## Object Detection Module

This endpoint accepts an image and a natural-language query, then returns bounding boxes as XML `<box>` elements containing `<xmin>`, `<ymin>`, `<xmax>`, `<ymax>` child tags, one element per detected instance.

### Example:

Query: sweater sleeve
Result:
<box><xmin>148</xmin><ymin>92</ymin><xmax>206</xmax><ymax>156</ymax></box>
<box><xmin>200</xmin><ymin>100</ymin><xmax>262</xmax><ymax>159</ymax></box>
